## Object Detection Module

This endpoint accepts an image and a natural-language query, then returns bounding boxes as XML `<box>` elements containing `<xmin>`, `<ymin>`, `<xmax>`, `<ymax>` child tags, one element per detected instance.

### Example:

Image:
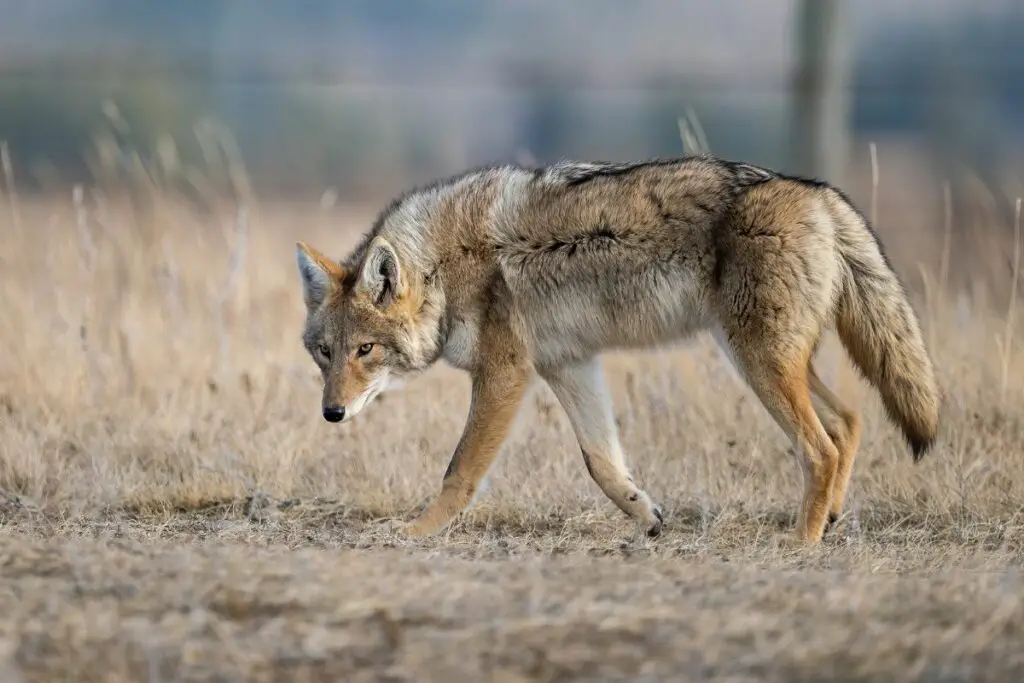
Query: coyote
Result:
<box><xmin>295</xmin><ymin>155</ymin><xmax>940</xmax><ymax>543</ymax></box>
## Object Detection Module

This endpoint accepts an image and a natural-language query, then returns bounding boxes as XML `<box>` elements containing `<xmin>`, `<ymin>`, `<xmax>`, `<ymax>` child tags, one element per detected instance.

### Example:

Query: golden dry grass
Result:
<box><xmin>2</xmin><ymin>164</ymin><xmax>1024</xmax><ymax>681</ymax></box>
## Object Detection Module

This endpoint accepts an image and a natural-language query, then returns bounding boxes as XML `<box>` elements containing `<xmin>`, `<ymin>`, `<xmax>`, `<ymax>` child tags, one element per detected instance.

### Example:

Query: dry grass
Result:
<box><xmin>2</xmin><ymin>156</ymin><xmax>1024</xmax><ymax>681</ymax></box>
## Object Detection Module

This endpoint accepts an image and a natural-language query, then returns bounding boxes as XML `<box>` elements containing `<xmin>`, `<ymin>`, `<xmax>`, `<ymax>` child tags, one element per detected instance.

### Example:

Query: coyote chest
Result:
<box><xmin>441</xmin><ymin>314</ymin><xmax>480</xmax><ymax>370</ymax></box>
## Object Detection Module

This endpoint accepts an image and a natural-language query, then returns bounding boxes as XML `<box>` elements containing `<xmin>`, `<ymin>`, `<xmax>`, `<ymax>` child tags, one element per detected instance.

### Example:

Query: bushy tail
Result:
<box><xmin>833</xmin><ymin>211</ymin><xmax>941</xmax><ymax>461</ymax></box>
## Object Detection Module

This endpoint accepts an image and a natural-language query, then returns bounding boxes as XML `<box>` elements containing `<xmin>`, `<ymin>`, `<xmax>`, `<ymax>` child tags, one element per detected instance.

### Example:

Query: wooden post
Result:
<box><xmin>790</xmin><ymin>0</ymin><xmax>850</xmax><ymax>185</ymax></box>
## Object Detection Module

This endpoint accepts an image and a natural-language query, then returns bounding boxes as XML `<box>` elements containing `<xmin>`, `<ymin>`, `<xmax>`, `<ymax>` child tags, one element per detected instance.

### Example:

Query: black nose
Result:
<box><xmin>322</xmin><ymin>406</ymin><xmax>346</xmax><ymax>423</ymax></box>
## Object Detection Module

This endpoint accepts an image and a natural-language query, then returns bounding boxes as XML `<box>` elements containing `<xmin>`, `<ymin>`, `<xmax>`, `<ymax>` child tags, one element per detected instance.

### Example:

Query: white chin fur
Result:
<box><xmin>341</xmin><ymin>372</ymin><xmax>390</xmax><ymax>422</ymax></box>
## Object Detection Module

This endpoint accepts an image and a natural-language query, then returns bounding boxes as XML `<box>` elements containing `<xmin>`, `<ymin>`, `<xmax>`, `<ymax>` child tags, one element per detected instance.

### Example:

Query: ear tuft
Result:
<box><xmin>357</xmin><ymin>236</ymin><xmax>403</xmax><ymax>307</ymax></box>
<box><xmin>295</xmin><ymin>241</ymin><xmax>343</xmax><ymax>310</ymax></box>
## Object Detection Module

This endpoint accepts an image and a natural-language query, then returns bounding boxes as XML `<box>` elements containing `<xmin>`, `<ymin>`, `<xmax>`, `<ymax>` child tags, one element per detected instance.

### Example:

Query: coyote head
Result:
<box><xmin>295</xmin><ymin>237</ymin><xmax>441</xmax><ymax>423</ymax></box>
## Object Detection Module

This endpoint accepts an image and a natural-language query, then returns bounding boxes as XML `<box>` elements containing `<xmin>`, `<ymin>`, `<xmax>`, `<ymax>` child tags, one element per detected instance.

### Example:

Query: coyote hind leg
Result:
<box><xmin>808</xmin><ymin>364</ymin><xmax>862</xmax><ymax>528</ymax></box>
<box><xmin>724</xmin><ymin>338</ymin><xmax>841</xmax><ymax>543</ymax></box>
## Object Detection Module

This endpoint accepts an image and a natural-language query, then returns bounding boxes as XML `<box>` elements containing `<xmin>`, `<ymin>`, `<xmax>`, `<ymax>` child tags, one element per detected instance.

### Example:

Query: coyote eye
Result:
<box><xmin>356</xmin><ymin>343</ymin><xmax>374</xmax><ymax>357</ymax></box>
<box><xmin>317</xmin><ymin>343</ymin><xmax>331</xmax><ymax>360</ymax></box>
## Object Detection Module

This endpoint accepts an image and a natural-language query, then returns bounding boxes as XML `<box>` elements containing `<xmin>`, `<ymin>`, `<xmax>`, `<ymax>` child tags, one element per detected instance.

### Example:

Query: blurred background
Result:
<box><xmin>0</xmin><ymin>0</ymin><xmax>1021</xmax><ymax>289</ymax></box>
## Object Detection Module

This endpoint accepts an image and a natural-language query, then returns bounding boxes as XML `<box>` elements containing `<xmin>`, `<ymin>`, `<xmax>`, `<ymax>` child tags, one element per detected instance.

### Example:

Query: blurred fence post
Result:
<box><xmin>790</xmin><ymin>0</ymin><xmax>850</xmax><ymax>185</ymax></box>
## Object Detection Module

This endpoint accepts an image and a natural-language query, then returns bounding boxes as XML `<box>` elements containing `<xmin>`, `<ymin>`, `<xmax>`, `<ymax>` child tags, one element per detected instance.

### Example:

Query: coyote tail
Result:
<box><xmin>833</xmin><ymin>211</ymin><xmax>941</xmax><ymax>461</ymax></box>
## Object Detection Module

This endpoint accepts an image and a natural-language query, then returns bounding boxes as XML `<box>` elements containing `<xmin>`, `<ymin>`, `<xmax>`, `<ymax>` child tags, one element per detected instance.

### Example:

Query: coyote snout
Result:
<box><xmin>319</xmin><ymin>369</ymin><xmax>388</xmax><ymax>423</ymax></box>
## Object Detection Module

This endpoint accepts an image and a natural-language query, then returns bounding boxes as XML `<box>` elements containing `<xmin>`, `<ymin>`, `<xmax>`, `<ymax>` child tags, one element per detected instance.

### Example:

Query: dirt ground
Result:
<box><xmin>4</xmin><ymin>496</ymin><xmax>1024</xmax><ymax>683</ymax></box>
<box><xmin>2</xmin><ymin>515</ymin><xmax>1024</xmax><ymax>683</ymax></box>
<box><xmin>2</xmin><ymin>162</ymin><xmax>1024</xmax><ymax>681</ymax></box>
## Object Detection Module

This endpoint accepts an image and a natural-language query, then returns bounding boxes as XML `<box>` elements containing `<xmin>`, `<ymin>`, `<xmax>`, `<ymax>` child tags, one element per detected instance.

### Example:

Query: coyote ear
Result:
<box><xmin>295</xmin><ymin>241</ymin><xmax>343</xmax><ymax>311</ymax></box>
<box><xmin>357</xmin><ymin>236</ymin><xmax>402</xmax><ymax>307</ymax></box>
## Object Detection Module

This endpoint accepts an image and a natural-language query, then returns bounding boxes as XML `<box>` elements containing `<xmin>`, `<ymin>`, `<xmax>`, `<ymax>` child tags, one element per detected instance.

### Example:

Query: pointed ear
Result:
<box><xmin>356</xmin><ymin>236</ymin><xmax>403</xmax><ymax>307</ymax></box>
<box><xmin>295</xmin><ymin>241</ymin><xmax>344</xmax><ymax>311</ymax></box>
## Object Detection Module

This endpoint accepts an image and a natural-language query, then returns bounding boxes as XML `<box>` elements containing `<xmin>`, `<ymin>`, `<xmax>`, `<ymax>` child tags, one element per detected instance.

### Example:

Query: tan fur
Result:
<box><xmin>294</xmin><ymin>155</ymin><xmax>942</xmax><ymax>544</ymax></box>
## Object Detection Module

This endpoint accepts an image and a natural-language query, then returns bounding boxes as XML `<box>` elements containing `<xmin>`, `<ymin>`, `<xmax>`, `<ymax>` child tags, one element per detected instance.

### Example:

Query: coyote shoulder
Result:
<box><xmin>294</xmin><ymin>155</ymin><xmax>941</xmax><ymax>543</ymax></box>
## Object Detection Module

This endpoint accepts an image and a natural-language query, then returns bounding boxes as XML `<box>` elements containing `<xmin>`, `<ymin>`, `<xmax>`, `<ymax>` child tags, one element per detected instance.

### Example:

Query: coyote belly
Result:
<box><xmin>294</xmin><ymin>155</ymin><xmax>941</xmax><ymax>544</ymax></box>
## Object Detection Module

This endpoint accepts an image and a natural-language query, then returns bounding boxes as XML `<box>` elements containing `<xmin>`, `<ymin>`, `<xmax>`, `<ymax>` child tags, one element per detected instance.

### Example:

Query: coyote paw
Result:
<box><xmin>399</xmin><ymin>520</ymin><xmax>437</xmax><ymax>538</ymax></box>
<box><xmin>400</xmin><ymin>509</ymin><xmax>451</xmax><ymax>538</ymax></box>
<box><xmin>778</xmin><ymin>532</ymin><xmax>818</xmax><ymax>550</ymax></box>
<box><xmin>645</xmin><ymin>505</ymin><xmax>665</xmax><ymax>539</ymax></box>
